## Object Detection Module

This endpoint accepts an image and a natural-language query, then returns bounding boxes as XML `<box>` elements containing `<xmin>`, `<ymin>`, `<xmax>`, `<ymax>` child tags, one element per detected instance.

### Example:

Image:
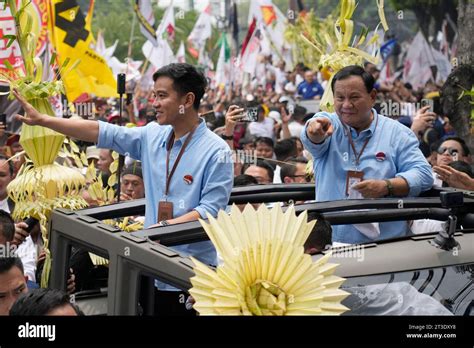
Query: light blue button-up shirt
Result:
<box><xmin>98</xmin><ymin>119</ymin><xmax>234</xmax><ymax>266</ymax></box>
<box><xmin>301</xmin><ymin>109</ymin><xmax>434</xmax><ymax>244</ymax></box>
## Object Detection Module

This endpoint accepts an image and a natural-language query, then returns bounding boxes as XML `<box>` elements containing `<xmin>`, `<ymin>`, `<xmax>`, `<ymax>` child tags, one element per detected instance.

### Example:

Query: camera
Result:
<box><xmin>200</xmin><ymin>110</ymin><xmax>216</xmax><ymax>123</ymax></box>
<box><xmin>24</xmin><ymin>217</ymin><xmax>39</xmax><ymax>233</ymax></box>
<box><xmin>241</xmin><ymin>107</ymin><xmax>259</xmax><ymax>122</ymax></box>
<box><xmin>421</xmin><ymin>98</ymin><xmax>433</xmax><ymax>112</ymax></box>
<box><xmin>440</xmin><ymin>191</ymin><xmax>464</xmax><ymax>209</ymax></box>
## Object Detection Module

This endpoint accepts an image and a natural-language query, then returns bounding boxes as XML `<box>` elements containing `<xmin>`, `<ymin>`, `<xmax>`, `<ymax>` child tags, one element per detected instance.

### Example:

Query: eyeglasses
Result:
<box><xmin>437</xmin><ymin>147</ymin><xmax>459</xmax><ymax>157</ymax></box>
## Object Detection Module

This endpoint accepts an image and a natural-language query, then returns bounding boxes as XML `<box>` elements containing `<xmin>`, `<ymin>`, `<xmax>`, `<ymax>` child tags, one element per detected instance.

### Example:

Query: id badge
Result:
<box><xmin>346</xmin><ymin>170</ymin><xmax>364</xmax><ymax>199</ymax></box>
<box><xmin>158</xmin><ymin>201</ymin><xmax>174</xmax><ymax>221</ymax></box>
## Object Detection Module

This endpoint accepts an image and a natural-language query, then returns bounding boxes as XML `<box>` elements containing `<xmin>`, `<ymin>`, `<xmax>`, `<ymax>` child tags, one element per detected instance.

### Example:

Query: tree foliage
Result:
<box><xmin>389</xmin><ymin>0</ymin><xmax>458</xmax><ymax>41</ymax></box>
<box><xmin>76</xmin><ymin>0</ymin><xmax>220</xmax><ymax>65</ymax></box>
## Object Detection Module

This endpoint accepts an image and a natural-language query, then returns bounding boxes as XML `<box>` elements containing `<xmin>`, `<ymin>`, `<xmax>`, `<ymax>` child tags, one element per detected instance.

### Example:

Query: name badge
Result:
<box><xmin>158</xmin><ymin>201</ymin><xmax>173</xmax><ymax>222</ymax></box>
<box><xmin>346</xmin><ymin>170</ymin><xmax>364</xmax><ymax>199</ymax></box>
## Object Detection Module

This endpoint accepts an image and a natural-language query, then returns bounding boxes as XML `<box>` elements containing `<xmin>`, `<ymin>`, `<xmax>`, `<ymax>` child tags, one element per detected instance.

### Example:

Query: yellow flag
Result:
<box><xmin>47</xmin><ymin>0</ymin><xmax>117</xmax><ymax>102</ymax></box>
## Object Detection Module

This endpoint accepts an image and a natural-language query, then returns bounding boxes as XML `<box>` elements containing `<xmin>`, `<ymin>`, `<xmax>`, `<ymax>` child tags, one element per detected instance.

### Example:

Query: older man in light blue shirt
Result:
<box><xmin>301</xmin><ymin>65</ymin><xmax>433</xmax><ymax>244</ymax></box>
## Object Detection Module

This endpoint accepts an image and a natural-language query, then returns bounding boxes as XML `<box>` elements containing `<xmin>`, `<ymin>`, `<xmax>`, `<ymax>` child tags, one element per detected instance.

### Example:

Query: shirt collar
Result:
<box><xmin>159</xmin><ymin>118</ymin><xmax>206</xmax><ymax>148</ymax></box>
<box><xmin>344</xmin><ymin>108</ymin><xmax>378</xmax><ymax>137</ymax></box>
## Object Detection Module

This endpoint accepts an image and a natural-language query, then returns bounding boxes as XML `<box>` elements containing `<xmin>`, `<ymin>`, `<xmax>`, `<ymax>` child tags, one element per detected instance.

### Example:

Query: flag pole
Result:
<box><xmin>127</xmin><ymin>10</ymin><xmax>137</xmax><ymax>72</ymax></box>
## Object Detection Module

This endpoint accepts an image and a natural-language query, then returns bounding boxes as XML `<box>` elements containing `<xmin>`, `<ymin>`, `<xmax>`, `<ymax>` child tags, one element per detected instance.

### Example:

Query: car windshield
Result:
<box><xmin>341</xmin><ymin>263</ymin><xmax>474</xmax><ymax>315</ymax></box>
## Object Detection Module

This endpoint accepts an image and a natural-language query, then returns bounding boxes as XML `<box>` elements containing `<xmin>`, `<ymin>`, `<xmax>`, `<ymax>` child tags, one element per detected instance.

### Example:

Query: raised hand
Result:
<box><xmin>12</xmin><ymin>89</ymin><xmax>46</xmax><ymax>126</ymax></box>
<box><xmin>306</xmin><ymin>117</ymin><xmax>334</xmax><ymax>144</ymax></box>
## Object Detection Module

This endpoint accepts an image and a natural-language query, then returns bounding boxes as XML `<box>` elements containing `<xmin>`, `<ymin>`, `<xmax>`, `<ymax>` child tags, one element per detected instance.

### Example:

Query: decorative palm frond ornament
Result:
<box><xmin>190</xmin><ymin>205</ymin><xmax>349</xmax><ymax>315</ymax></box>
<box><xmin>0</xmin><ymin>0</ymin><xmax>87</xmax><ymax>287</ymax></box>
<box><xmin>292</xmin><ymin>0</ymin><xmax>389</xmax><ymax>112</ymax></box>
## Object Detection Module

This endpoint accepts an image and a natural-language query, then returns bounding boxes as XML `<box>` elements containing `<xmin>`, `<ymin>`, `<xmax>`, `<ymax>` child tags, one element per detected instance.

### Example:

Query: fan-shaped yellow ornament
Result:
<box><xmin>190</xmin><ymin>204</ymin><xmax>349</xmax><ymax>315</ymax></box>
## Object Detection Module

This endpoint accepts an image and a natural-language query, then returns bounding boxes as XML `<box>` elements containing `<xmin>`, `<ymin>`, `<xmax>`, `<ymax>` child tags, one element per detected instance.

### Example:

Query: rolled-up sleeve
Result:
<box><xmin>395</xmin><ymin>129</ymin><xmax>434</xmax><ymax>196</ymax></box>
<box><xmin>97</xmin><ymin>121</ymin><xmax>144</xmax><ymax>160</ymax></box>
<box><xmin>194</xmin><ymin>148</ymin><xmax>234</xmax><ymax>219</ymax></box>
<box><xmin>300</xmin><ymin>114</ymin><xmax>333</xmax><ymax>159</ymax></box>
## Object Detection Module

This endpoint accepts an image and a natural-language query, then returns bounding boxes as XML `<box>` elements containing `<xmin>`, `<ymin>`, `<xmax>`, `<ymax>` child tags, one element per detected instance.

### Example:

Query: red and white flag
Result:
<box><xmin>176</xmin><ymin>41</ymin><xmax>186</xmax><ymax>63</ymax></box>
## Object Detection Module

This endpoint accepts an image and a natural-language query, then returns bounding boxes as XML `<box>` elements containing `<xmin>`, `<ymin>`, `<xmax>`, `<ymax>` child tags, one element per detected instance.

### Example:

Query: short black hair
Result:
<box><xmin>0</xmin><ymin>155</ymin><xmax>14</xmax><ymax>177</ymax></box>
<box><xmin>0</xmin><ymin>257</ymin><xmax>24</xmax><ymax>275</ymax></box>
<box><xmin>121</xmin><ymin>162</ymin><xmax>143</xmax><ymax>179</ymax></box>
<box><xmin>331</xmin><ymin>65</ymin><xmax>375</xmax><ymax>94</ymax></box>
<box><xmin>0</xmin><ymin>210</ymin><xmax>15</xmax><ymax>242</ymax></box>
<box><xmin>233</xmin><ymin>174</ymin><xmax>259</xmax><ymax>187</ymax></box>
<box><xmin>242</xmin><ymin>160</ymin><xmax>274</xmax><ymax>182</ymax></box>
<box><xmin>153</xmin><ymin>63</ymin><xmax>207</xmax><ymax>110</ymax></box>
<box><xmin>441</xmin><ymin>136</ymin><xmax>471</xmax><ymax>157</ymax></box>
<box><xmin>254</xmin><ymin>137</ymin><xmax>274</xmax><ymax>149</ymax></box>
<box><xmin>280</xmin><ymin>156</ymin><xmax>308</xmax><ymax>182</ymax></box>
<box><xmin>9</xmin><ymin>288</ymin><xmax>84</xmax><ymax>316</ymax></box>
<box><xmin>304</xmin><ymin>212</ymin><xmax>332</xmax><ymax>252</ymax></box>
<box><xmin>274</xmin><ymin>138</ymin><xmax>297</xmax><ymax>161</ymax></box>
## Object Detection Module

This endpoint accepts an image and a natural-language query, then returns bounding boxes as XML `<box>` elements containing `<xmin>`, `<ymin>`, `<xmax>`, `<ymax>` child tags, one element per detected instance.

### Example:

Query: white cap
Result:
<box><xmin>268</xmin><ymin>110</ymin><xmax>282</xmax><ymax>124</ymax></box>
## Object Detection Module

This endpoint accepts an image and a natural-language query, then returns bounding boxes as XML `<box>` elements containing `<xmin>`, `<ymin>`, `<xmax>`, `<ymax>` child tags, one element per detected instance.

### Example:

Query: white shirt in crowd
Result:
<box><xmin>16</xmin><ymin>235</ymin><xmax>43</xmax><ymax>283</ymax></box>
<box><xmin>248</xmin><ymin>117</ymin><xmax>275</xmax><ymax>139</ymax></box>
<box><xmin>0</xmin><ymin>198</ymin><xmax>10</xmax><ymax>213</ymax></box>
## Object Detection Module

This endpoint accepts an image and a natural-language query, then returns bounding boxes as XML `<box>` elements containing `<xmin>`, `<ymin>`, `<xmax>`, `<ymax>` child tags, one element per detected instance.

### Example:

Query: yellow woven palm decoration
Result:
<box><xmin>297</xmin><ymin>0</ymin><xmax>389</xmax><ymax>111</ymax></box>
<box><xmin>0</xmin><ymin>0</ymin><xmax>87</xmax><ymax>287</ymax></box>
<box><xmin>190</xmin><ymin>204</ymin><xmax>349</xmax><ymax>315</ymax></box>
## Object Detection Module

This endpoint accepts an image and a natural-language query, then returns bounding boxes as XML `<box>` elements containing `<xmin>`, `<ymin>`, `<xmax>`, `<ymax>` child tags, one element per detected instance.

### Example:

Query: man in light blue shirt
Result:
<box><xmin>301</xmin><ymin>65</ymin><xmax>433</xmax><ymax>244</ymax></box>
<box><xmin>13</xmin><ymin>63</ymin><xmax>234</xmax><ymax>266</ymax></box>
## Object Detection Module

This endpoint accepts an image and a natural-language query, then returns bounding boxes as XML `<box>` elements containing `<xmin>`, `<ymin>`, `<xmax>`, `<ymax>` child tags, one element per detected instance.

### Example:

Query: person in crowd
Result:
<box><xmin>301</xmin><ymin>65</ymin><xmax>433</xmax><ymax>244</ymax></box>
<box><xmin>0</xmin><ymin>210</ymin><xmax>36</xmax><ymax>286</ymax></box>
<box><xmin>233</xmin><ymin>174</ymin><xmax>259</xmax><ymax>211</ymax></box>
<box><xmin>433</xmin><ymin>163</ymin><xmax>474</xmax><ymax>191</ymax></box>
<box><xmin>221</xmin><ymin>104</ymin><xmax>246</xmax><ymax>151</ymax></box>
<box><xmin>119</xmin><ymin>163</ymin><xmax>145</xmax><ymax>201</ymax></box>
<box><xmin>297</xmin><ymin>70</ymin><xmax>324</xmax><ymax>100</ymax></box>
<box><xmin>292</xmin><ymin>136</ymin><xmax>305</xmax><ymax>158</ymax></box>
<box><xmin>280</xmin><ymin>157</ymin><xmax>309</xmax><ymax>184</ymax></box>
<box><xmin>243</xmin><ymin>160</ymin><xmax>274</xmax><ymax>184</ymax></box>
<box><xmin>254</xmin><ymin>137</ymin><xmax>275</xmax><ymax>161</ymax></box>
<box><xmin>0</xmin><ymin>155</ymin><xmax>15</xmax><ymax>214</ymax></box>
<box><xmin>432</xmin><ymin>137</ymin><xmax>471</xmax><ymax>186</ymax></box>
<box><xmin>273</xmin><ymin>138</ymin><xmax>298</xmax><ymax>183</ymax></box>
<box><xmin>304</xmin><ymin>213</ymin><xmax>332</xmax><ymax>254</ymax></box>
<box><xmin>0</xmin><ymin>257</ymin><xmax>28</xmax><ymax>315</ymax></box>
<box><xmin>247</xmin><ymin>105</ymin><xmax>275</xmax><ymax>139</ymax></box>
<box><xmin>9</xmin><ymin>288</ymin><xmax>83</xmax><ymax>316</ymax></box>
<box><xmin>97</xmin><ymin>148</ymin><xmax>114</xmax><ymax>176</ymax></box>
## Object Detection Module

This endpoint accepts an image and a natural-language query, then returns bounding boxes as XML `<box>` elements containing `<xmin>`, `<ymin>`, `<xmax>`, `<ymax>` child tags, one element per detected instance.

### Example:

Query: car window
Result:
<box><xmin>341</xmin><ymin>263</ymin><xmax>474</xmax><ymax>315</ymax></box>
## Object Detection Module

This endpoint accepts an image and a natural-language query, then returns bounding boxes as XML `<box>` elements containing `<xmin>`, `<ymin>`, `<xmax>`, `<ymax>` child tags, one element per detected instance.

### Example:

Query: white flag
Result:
<box><xmin>188</xmin><ymin>3</ymin><xmax>212</xmax><ymax>50</ymax></box>
<box><xmin>142</xmin><ymin>39</ymin><xmax>176</xmax><ymax>70</ymax></box>
<box><xmin>431</xmin><ymin>46</ymin><xmax>452</xmax><ymax>84</ymax></box>
<box><xmin>403</xmin><ymin>31</ymin><xmax>436</xmax><ymax>90</ymax></box>
<box><xmin>248</xmin><ymin>0</ymin><xmax>290</xmax><ymax>67</ymax></box>
<box><xmin>134</xmin><ymin>0</ymin><xmax>157</xmax><ymax>46</ymax></box>
<box><xmin>156</xmin><ymin>3</ymin><xmax>175</xmax><ymax>41</ymax></box>
<box><xmin>214</xmin><ymin>35</ymin><xmax>231</xmax><ymax>89</ymax></box>
<box><xmin>241</xmin><ymin>24</ymin><xmax>262</xmax><ymax>76</ymax></box>
<box><xmin>176</xmin><ymin>41</ymin><xmax>186</xmax><ymax>63</ymax></box>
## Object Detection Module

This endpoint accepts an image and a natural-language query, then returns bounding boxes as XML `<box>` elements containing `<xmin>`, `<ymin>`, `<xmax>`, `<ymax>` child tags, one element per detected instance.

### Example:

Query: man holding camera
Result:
<box><xmin>301</xmin><ymin>65</ymin><xmax>433</xmax><ymax>244</ymax></box>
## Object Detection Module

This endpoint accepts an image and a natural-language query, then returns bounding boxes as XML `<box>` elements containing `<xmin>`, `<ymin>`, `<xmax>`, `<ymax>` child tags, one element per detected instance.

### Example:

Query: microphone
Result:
<box><xmin>117</xmin><ymin>73</ymin><xmax>126</xmax><ymax>95</ymax></box>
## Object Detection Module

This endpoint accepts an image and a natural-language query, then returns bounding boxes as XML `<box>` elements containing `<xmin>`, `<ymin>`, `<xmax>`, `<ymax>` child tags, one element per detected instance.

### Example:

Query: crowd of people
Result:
<box><xmin>0</xmin><ymin>56</ymin><xmax>473</xmax><ymax>315</ymax></box>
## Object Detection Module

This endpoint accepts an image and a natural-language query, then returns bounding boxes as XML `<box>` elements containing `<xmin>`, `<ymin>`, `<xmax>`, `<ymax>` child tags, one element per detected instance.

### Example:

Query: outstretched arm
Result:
<box><xmin>13</xmin><ymin>89</ymin><xmax>99</xmax><ymax>143</ymax></box>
